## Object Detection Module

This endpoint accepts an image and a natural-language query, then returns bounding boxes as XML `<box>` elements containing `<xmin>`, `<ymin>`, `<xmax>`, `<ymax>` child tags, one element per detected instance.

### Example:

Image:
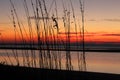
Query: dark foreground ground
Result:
<box><xmin>0</xmin><ymin>64</ymin><xmax>120</xmax><ymax>80</ymax></box>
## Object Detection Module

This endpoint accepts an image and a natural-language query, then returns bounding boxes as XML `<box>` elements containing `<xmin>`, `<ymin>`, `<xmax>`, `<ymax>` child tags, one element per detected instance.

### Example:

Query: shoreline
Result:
<box><xmin>0</xmin><ymin>47</ymin><xmax>120</xmax><ymax>52</ymax></box>
<box><xmin>0</xmin><ymin>64</ymin><xmax>120</xmax><ymax>80</ymax></box>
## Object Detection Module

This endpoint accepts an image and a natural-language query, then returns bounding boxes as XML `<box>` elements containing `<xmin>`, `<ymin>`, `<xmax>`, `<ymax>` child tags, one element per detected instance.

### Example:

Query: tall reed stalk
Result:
<box><xmin>11</xmin><ymin>9</ymin><xmax>19</xmax><ymax>66</ymax></box>
<box><xmin>79</xmin><ymin>0</ymin><xmax>87</xmax><ymax>71</ymax></box>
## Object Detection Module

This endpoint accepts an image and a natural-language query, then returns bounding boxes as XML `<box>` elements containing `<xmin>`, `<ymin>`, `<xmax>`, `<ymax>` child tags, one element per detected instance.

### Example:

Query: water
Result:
<box><xmin>86</xmin><ymin>52</ymin><xmax>120</xmax><ymax>74</ymax></box>
<box><xmin>0</xmin><ymin>49</ymin><xmax>120</xmax><ymax>74</ymax></box>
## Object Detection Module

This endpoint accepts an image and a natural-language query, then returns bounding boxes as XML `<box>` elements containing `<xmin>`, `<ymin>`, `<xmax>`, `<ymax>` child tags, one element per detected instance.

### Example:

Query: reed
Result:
<box><xmin>69</xmin><ymin>0</ymin><xmax>81</xmax><ymax>70</ymax></box>
<box><xmin>0</xmin><ymin>0</ymin><xmax>87</xmax><ymax>71</ymax></box>
<box><xmin>10</xmin><ymin>0</ymin><xmax>25</xmax><ymax>66</ymax></box>
<box><xmin>23</xmin><ymin>0</ymin><xmax>36</xmax><ymax>67</ymax></box>
<box><xmin>79</xmin><ymin>0</ymin><xmax>87</xmax><ymax>71</ymax></box>
<box><xmin>0</xmin><ymin>36</ymin><xmax>7</xmax><ymax>65</ymax></box>
<box><xmin>11</xmin><ymin>9</ymin><xmax>19</xmax><ymax>66</ymax></box>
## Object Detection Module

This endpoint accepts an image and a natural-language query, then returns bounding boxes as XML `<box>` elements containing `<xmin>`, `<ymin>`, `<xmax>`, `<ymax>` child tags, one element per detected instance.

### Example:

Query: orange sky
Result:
<box><xmin>1</xmin><ymin>0</ymin><xmax>120</xmax><ymax>44</ymax></box>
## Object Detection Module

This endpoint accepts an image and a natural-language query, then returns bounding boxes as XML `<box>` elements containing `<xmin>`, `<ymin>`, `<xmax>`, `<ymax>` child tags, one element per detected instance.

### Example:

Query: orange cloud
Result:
<box><xmin>1</xmin><ymin>31</ymin><xmax>120</xmax><ymax>44</ymax></box>
<box><xmin>56</xmin><ymin>32</ymin><xmax>120</xmax><ymax>43</ymax></box>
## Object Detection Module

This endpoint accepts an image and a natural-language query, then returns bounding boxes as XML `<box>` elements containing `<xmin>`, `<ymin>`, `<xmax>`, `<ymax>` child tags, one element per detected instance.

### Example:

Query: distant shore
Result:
<box><xmin>0</xmin><ymin>46</ymin><xmax>120</xmax><ymax>52</ymax></box>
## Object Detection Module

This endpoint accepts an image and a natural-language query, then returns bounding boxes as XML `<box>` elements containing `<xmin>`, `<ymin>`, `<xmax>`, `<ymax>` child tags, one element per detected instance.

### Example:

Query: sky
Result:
<box><xmin>0</xmin><ymin>0</ymin><xmax>120</xmax><ymax>44</ymax></box>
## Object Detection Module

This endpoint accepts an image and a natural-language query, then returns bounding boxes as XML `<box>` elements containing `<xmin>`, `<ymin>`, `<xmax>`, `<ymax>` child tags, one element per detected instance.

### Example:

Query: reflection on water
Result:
<box><xmin>86</xmin><ymin>52</ymin><xmax>120</xmax><ymax>74</ymax></box>
<box><xmin>0</xmin><ymin>49</ymin><xmax>120</xmax><ymax>74</ymax></box>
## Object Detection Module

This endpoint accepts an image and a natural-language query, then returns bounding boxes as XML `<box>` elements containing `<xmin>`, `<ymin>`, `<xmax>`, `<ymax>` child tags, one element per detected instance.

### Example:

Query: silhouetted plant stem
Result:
<box><xmin>79</xmin><ymin>0</ymin><xmax>87</xmax><ymax>71</ymax></box>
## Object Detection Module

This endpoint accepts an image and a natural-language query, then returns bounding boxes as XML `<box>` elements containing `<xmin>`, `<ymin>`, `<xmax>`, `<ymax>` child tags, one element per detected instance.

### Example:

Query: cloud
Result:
<box><xmin>58</xmin><ymin>32</ymin><xmax>120</xmax><ymax>37</ymax></box>
<box><xmin>102</xmin><ymin>33</ymin><xmax>120</xmax><ymax>36</ymax></box>
<box><xmin>88</xmin><ymin>19</ymin><xmax>96</xmax><ymax>21</ymax></box>
<box><xmin>58</xmin><ymin>32</ymin><xmax>79</xmax><ymax>34</ymax></box>
<box><xmin>88</xmin><ymin>18</ymin><xmax>120</xmax><ymax>22</ymax></box>
<box><xmin>29</xmin><ymin>16</ymin><xmax>51</xmax><ymax>19</ymax></box>
<box><xmin>103</xmin><ymin>19</ymin><xmax>120</xmax><ymax>22</ymax></box>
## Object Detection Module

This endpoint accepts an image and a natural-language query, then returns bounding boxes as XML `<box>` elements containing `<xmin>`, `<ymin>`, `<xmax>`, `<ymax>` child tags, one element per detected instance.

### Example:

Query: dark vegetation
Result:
<box><xmin>0</xmin><ymin>64</ymin><xmax>120</xmax><ymax>80</ymax></box>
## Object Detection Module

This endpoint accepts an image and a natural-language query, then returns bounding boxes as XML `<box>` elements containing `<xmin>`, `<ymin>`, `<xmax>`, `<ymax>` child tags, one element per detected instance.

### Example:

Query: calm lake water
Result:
<box><xmin>0</xmin><ymin>49</ymin><xmax>120</xmax><ymax>74</ymax></box>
